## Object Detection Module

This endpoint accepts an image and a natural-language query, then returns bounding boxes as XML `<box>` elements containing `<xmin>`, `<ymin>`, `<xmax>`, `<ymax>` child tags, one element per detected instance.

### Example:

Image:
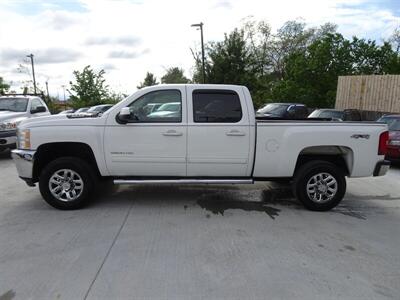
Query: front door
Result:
<box><xmin>186</xmin><ymin>86</ymin><xmax>251</xmax><ymax>177</ymax></box>
<box><xmin>104</xmin><ymin>87</ymin><xmax>187</xmax><ymax>177</ymax></box>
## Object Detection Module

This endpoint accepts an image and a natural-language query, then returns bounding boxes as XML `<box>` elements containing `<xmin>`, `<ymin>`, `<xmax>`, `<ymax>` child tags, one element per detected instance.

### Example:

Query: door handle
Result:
<box><xmin>162</xmin><ymin>130</ymin><xmax>183</xmax><ymax>136</ymax></box>
<box><xmin>226</xmin><ymin>130</ymin><xmax>246</xmax><ymax>136</ymax></box>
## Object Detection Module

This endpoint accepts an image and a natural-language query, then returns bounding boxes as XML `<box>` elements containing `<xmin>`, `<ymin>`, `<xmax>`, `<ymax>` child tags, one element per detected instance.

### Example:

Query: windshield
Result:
<box><xmin>378</xmin><ymin>117</ymin><xmax>400</xmax><ymax>131</ymax></box>
<box><xmin>75</xmin><ymin>108</ymin><xmax>89</xmax><ymax>113</ymax></box>
<box><xmin>156</xmin><ymin>103</ymin><xmax>180</xmax><ymax>112</ymax></box>
<box><xmin>88</xmin><ymin>106</ymin><xmax>104</xmax><ymax>112</ymax></box>
<box><xmin>0</xmin><ymin>98</ymin><xmax>28</xmax><ymax>112</ymax></box>
<box><xmin>88</xmin><ymin>105</ymin><xmax>112</xmax><ymax>113</ymax></box>
<box><xmin>257</xmin><ymin>104</ymin><xmax>289</xmax><ymax>116</ymax></box>
<box><xmin>309</xmin><ymin>110</ymin><xmax>344</xmax><ymax>119</ymax></box>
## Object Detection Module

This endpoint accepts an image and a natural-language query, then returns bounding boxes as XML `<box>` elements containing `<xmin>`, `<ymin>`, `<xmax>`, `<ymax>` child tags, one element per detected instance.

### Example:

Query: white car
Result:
<box><xmin>0</xmin><ymin>95</ymin><xmax>50</xmax><ymax>153</ymax></box>
<box><xmin>86</xmin><ymin>104</ymin><xmax>113</xmax><ymax>116</ymax></box>
<box><xmin>147</xmin><ymin>102</ymin><xmax>181</xmax><ymax>119</ymax></box>
<box><xmin>11</xmin><ymin>84</ymin><xmax>390</xmax><ymax>211</ymax></box>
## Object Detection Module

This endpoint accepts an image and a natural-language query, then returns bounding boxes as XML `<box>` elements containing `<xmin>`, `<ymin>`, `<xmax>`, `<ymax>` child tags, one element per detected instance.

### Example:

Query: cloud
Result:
<box><xmin>0</xmin><ymin>48</ymin><xmax>82</xmax><ymax>65</ymax></box>
<box><xmin>100</xmin><ymin>63</ymin><xmax>117</xmax><ymax>71</ymax></box>
<box><xmin>35</xmin><ymin>48</ymin><xmax>82</xmax><ymax>64</ymax></box>
<box><xmin>141</xmin><ymin>48</ymin><xmax>151</xmax><ymax>55</ymax></box>
<box><xmin>42</xmin><ymin>11</ymin><xmax>82</xmax><ymax>30</ymax></box>
<box><xmin>0</xmin><ymin>49</ymin><xmax>29</xmax><ymax>64</ymax></box>
<box><xmin>1</xmin><ymin>0</ymin><xmax>87</xmax><ymax>15</ymax></box>
<box><xmin>85</xmin><ymin>36</ymin><xmax>141</xmax><ymax>46</ymax></box>
<box><xmin>1</xmin><ymin>0</ymin><xmax>400</xmax><ymax>97</ymax></box>
<box><xmin>108</xmin><ymin>48</ymin><xmax>150</xmax><ymax>59</ymax></box>
<box><xmin>108</xmin><ymin>50</ymin><xmax>140</xmax><ymax>59</ymax></box>
<box><xmin>214</xmin><ymin>1</ymin><xmax>233</xmax><ymax>9</ymax></box>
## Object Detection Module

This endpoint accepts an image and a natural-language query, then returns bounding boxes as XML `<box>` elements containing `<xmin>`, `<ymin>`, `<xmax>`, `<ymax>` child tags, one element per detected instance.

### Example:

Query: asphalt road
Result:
<box><xmin>0</xmin><ymin>151</ymin><xmax>399</xmax><ymax>300</ymax></box>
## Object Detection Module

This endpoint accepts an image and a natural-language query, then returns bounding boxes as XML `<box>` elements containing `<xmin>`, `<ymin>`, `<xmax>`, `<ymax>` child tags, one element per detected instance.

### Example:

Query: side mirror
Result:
<box><xmin>116</xmin><ymin>107</ymin><xmax>132</xmax><ymax>124</ymax></box>
<box><xmin>31</xmin><ymin>106</ymin><xmax>46</xmax><ymax>114</ymax></box>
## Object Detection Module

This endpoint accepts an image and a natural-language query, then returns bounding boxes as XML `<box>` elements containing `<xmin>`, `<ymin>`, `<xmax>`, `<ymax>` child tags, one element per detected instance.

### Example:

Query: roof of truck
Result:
<box><xmin>0</xmin><ymin>94</ymin><xmax>42</xmax><ymax>100</ymax></box>
<box><xmin>261</xmin><ymin>103</ymin><xmax>306</xmax><ymax>106</ymax></box>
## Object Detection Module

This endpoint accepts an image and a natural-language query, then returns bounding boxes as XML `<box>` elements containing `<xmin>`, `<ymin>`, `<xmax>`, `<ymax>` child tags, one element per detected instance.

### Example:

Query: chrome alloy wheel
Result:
<box><xmin>306</xmin><ymin>172</ymin><xmax>338</xmax><ymax>203</ymax></box>
<box><xmin>48</xmin><ymin>169</ymin><xmax>84</xmax><ymax>202</ymax></box>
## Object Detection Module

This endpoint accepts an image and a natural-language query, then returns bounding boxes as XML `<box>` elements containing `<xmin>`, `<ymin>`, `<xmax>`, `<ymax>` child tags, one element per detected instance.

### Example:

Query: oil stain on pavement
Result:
<box><xmin>197</xmin><ymin>195</ymin><xmax>281</xmax><ymax>219</ymax></box>
<box><xmin>0</xmin><ymin>290</ymin><xmax>15</xmax><ymax>300</ymax></box>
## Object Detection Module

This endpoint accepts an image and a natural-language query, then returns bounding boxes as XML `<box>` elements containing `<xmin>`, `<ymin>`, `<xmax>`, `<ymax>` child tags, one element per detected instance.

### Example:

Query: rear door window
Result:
<box><xmin>192</xmin><ymin>90</ymin><xmax>242</xmax><ymax>123</ymax></box>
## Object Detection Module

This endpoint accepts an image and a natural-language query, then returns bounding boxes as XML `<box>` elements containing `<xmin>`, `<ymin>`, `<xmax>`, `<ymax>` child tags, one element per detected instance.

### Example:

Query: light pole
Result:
<box><xmin>61</xmin><ymin>85</ymin><xmax>66</xmax><ymax>109</ymax></box>
<box><xmin>191</xmin><ymin>22</ymin><xmax>205</xmax><ymax>84</ymax></box>
<box><xmin>26</xmin><ymin>54</ymin><xmax>37</xmax><ymax>94</ymax></box>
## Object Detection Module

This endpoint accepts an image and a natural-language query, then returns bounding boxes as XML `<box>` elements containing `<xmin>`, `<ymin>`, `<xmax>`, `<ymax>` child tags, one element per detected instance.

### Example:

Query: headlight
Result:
<box><xmin>389</xmin><ymin>140</ymin><xmax>400</xmax><ymax>146</ymax></box>
<box><xmin>17</xmin><ymin>129</ymin><xmax>31</xmax><ymax>150</ymax></box>
<box><xmin>0</xmin><ymin>122</ymin><xmax>18</xmax><ymax>131</ymax></box>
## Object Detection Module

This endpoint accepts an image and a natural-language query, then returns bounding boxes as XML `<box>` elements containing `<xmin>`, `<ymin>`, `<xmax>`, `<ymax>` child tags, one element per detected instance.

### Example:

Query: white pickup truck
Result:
<box><xmin>0</xmin><ymin>94</ymin><xmax>50</xmax><ymax>153</ymax></box>
<box><xmin>12</xmin><ymin>84</ymin><xmax>390</xmax><ymax>211</ymax></box>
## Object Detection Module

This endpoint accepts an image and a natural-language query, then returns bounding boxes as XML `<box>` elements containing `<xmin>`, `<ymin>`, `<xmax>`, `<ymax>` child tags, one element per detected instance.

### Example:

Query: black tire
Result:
<box><xmin>293</xmin><ymin>160</ymin><xmax>346</xmax><ymax>211</ymax></box>
<box><xmin>39</xmin><ymin>157</ymin><xmax>96</xmax><ymax>210</ymax></box>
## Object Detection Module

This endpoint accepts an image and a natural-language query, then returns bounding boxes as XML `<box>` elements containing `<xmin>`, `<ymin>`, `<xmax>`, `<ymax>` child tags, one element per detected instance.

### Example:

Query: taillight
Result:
<box><xmin>378</xmin><ymin>131</ymin><xmax>389</xmax><ymax>155</ymax></box>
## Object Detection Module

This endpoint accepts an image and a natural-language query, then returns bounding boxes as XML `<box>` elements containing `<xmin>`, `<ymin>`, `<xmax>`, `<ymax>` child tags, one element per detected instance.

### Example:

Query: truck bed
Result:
<box><xmin>253</xmin><ymin>120</ymin><xmax>387</xmax><ymax>178</ymax></box>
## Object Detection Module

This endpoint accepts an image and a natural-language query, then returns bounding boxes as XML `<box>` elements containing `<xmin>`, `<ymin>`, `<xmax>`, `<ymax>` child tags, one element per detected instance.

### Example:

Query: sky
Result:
<box><xmin>0</xmin><ymin>0</ymin><xmax>400</xmax><ymax>99</ymax></box>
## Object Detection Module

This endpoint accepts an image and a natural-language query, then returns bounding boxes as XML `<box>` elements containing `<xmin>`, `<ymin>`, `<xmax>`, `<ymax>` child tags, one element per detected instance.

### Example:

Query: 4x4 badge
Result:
<box><xmin>351</xmin><ymin>134</ymin><xmax>370</xmax><ymax>139</ymax></box>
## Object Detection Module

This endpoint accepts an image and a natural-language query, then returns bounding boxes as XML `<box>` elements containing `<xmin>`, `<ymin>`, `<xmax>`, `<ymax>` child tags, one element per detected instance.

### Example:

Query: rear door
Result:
<box><xmin>186</xmin><ymin>86</ymin><xmax>251</xmax><ymax>177</ymax></box>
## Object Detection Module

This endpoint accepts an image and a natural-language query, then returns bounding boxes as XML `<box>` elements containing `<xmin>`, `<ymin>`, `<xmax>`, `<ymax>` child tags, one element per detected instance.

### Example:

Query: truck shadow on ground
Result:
<box><xmin>94</xmin><ymin>182</ymin><xmax>290</xmax><ymax>219</ymax></box>
<box><xmin>92</xmin><ymin>181</ymin><xmax>397</xmax><ymax>220</ymax></box>
<box><xmin>0</xmin><ymin>150</ymin><xmax>12</xmax><ymax>160</ymax></box>
<box><xmin>389</xmin><ymin>161</ymin><xmax>400</xmax><ymax>169</ymax></box>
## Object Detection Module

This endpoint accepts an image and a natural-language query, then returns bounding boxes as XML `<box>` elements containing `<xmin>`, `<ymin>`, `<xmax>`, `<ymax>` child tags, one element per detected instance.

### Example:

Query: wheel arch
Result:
<box><xmin>294</xmin><ymin>145</ymin><xmax>354</xmax><ymax>177</ymax></box>
<box><xmin>33</xmin><ymin>142</ymin><xmax>101</xmax><ymax>182</ymax></box>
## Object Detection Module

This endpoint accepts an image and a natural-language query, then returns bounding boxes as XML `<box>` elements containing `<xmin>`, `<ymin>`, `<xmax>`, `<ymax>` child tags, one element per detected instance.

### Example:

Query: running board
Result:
<box><xmin>113</xmin><ymin>179</ymin><xmax>254</xmax><ymax>185</ymax></box>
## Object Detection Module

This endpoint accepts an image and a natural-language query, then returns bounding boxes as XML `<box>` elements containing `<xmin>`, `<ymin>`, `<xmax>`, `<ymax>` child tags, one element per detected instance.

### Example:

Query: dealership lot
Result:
<box><xmin>0</xmin><ymin>152</ymin><xmax>399</xmax><ymax>299</ymax></box>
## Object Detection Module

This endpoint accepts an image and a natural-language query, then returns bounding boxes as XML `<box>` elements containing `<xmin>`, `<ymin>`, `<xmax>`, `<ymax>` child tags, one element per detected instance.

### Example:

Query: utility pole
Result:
<box><xmin>45</xmin><ymin>81</ymin><xmax>49</xmax><ymax>100</ymax></box>
<box><xmin>26</xmin><ymin>54</ymin><xmax>37</xmax><ymax>94</ymax></box>
<box><xmin>191</xmin><ymin>22</ymin><xmax>205</xmax><ymax>84</ymax></box>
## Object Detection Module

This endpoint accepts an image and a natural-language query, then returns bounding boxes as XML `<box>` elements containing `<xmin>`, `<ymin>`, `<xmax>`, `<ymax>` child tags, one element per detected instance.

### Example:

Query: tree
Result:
<box><xmin>390</xmin><ymin>26</ymin><xmax>400</xmax><ymax>53</ymax></box>
<box><xmin>196</xmin><ymin>29</ymin><xmax>258</xmax><ymax>88</ymax></box>
<box><xmin>0</xmin><ymin>77</ymin><xmax>10</xmax><ymax>94</ymax></box>
<box><xmin>270</xmin><ymin>33</ymin><xmax>400</xmax><ymax>108</ymax></box>
<box><xmin>161</xmin><ymin>67</ymin><xmax>190</xmax><ymax>84</ymax></box>
<box><xmin>137</xmin><ymin>72</ymin><xmax>158</xmax><ymax>89</ymax></box>
<box><xmin>104</xmin><ymin>91</ymin><xmax>126</xmax><ymax>104</ymax></box>
<box><xmin>271</xmin><ymin>33</ymin><xmax>354</xmax><ymax>107</ymax></box>
<box><xmin>191</xmin><ymin>20</ymin><xmax>339</xmax><ymax>107</ymax></box>
<box><xmin>267</xmin><ymin>20</ymin><xmax>317</xmax><ymax>80</ymax></box>
<box><xmin>191</xmin><ymin>19</ymin><xmax>400</xmax><ymax>109</ymax></box>
<box><xmin>351</xmin><ymin>38</ymin><xmax>396</xmax><ymax>74</ymax></box>
<box><xmin>68</xmin><ymin>65</ymin><xmax>109</xmax><ymax>109</ymax></box>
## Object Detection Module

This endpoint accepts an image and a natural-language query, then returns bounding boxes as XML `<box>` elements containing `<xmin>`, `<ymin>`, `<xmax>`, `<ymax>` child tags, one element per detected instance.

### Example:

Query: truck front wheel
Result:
<box><xmin>293</xmin><ymin>160</ymin><xmax>346</xmax><ymax>211</ymax></box>
<box><xmin>39</xmin><ymin>157</ymin><xmax>95</xmax><ymax>210</ymax></box>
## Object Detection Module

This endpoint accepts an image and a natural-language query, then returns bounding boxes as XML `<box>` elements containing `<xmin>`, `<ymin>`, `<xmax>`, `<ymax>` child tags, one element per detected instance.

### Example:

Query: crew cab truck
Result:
<box><xmin>12</xmin><ymin>84</ymin><xmax>390</xmax><ymax>211</ymax></box>
<box><xmin>0</xmin><ymin>94</ymin><xmax>50</xmax><ymax>153</ymax></box>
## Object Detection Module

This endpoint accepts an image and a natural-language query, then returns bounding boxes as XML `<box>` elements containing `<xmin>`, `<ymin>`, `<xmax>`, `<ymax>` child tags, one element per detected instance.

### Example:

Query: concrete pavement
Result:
<box><xmin>0</xmin><ymin>151</ymin><xmax>399</xmax><ymax>299</ymax></box>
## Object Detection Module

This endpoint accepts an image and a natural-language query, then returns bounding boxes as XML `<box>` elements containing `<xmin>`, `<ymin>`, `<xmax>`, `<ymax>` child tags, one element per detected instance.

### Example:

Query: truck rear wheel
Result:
<box><xmin>293</xmin><ymin>160</ymin><xmax>346</xmax><ymax>211</ymax></box>
<box><xmin>39</xmin><ymin>157</ymin><xmax>95</xmax><ymax>210</ymax></box>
